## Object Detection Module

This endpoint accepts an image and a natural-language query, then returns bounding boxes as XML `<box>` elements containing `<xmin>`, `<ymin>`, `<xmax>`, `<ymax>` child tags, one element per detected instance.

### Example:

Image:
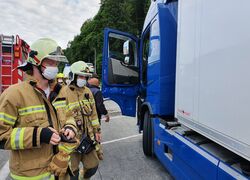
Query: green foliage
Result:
<box><xmin>64</xmin><ymin>0</ymin><xmax>151</xmax><ymax>77</ymax></box>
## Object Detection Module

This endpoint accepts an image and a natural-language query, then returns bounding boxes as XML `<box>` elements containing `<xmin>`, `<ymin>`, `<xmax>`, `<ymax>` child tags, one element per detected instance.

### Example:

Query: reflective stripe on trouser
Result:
<box><xmin>10</xmin><ymin>172</ymin><xmax>54</xmax><ymax>180</ymax></box>
<box><xmin>11</xmin><ymin>128</ymin><xmax>25</xmax><ymax>150</ymax></box>
<box><xmin>0</xmin><ymin>112</ymin><xmax>16</xmax><ymax>125</ymax></box>
<box><xmin>18</xmin><ymin>105</ymin><xmax>46</xmax><ymax>116</ymax></box>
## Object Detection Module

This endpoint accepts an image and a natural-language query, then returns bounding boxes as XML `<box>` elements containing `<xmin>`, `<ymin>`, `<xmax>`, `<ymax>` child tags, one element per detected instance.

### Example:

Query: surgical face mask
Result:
<box><xmin>42</xmin><ymin>66</ymin><xmax>59</xmax><ymax>80</ymax></box>
<box><xmin>77</xmin><ymin>78</ymin><xmax>87</xmax><ymax>87</ymax></box>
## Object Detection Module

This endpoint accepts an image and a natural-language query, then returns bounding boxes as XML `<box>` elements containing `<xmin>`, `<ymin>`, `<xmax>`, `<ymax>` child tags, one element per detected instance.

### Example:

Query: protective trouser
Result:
<box><xmin>70</xmin><ymin>150</ymin><xmax>99</xmax><ymax>179</ymax></box>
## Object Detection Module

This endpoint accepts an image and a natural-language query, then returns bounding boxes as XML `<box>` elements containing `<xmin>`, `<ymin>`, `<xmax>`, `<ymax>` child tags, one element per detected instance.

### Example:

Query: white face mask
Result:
<box><xmin>77</xmin><ymin>78</ymin><xmax>87</xmax><ymax>87</ymax></box>
<box><xmin>42</xmin><ymin>66</ymin><xmax>59</xmax><ymax>80</ymax></box>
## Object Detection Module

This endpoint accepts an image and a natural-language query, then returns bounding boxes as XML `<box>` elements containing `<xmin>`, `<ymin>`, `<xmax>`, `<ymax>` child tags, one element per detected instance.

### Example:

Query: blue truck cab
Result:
<box><xmin>102</xmin><ymin>0</ymin><xmax>250</xmax><ymax>179</ymax></box>
<box><xmin>102</xmin><ymin>0</ymin><xmax>177</xmax><ymax>129</ymax></box>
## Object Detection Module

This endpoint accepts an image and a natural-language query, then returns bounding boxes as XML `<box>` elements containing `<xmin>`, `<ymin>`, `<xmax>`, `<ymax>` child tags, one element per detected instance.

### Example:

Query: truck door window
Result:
<box><xmin>142</xmin><ymin>30</ymin><xmax>150</xmax><ymax>85</ymax></box>
<box><xmin>108</xmin><ymin>33</ymin><xmax>139</xmax><ymax>85</ymax></box>
<box><xmin>148</xmin><ymin>19</ymin><xmax>160</xmax><ymax>63</ymax></box>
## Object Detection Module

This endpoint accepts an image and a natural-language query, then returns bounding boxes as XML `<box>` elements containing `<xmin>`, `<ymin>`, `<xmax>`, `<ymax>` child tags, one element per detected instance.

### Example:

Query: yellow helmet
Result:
<box><xmin>56</xmin><ymin>73</ymin><xmax>64</xmax><ymax>79</ymax></box>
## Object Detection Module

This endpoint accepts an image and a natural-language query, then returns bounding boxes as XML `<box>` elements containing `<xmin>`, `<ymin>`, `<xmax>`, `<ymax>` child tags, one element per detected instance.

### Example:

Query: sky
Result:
<box><xmin>0</xmin><ymin>0</ymin><xmax>100</xmax><ymax>49</ymax></box>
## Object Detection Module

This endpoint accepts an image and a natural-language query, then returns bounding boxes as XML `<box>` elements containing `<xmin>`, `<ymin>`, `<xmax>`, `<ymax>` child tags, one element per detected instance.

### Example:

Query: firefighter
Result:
<box><xmin>56</xmin><ymin>73</ymin><xmax>66</xmax><ymax>86</ymax></box>
<box><xmin>87</xmin><ymin>75</ymin><xmax>109</xmax><ymax>160</ymax></box>
<box><xmin>56</xmin><ymin>61</ymin><xmax>101</xmax><ymax>180</ymax></box>
<box><xmin>0</xmin><ymin>38</ymin><xmax>78</xmax><ymax>180</ymax></box>
<box><xmin>87</xmin><ymin>75</ymin><xmax>110</xmax><ymax>124</ymax></box>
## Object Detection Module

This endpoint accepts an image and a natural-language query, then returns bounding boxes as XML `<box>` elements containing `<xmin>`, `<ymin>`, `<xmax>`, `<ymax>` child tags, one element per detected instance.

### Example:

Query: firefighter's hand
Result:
<box><xmin>48</xmin><ymin>127</ymin><xmax>61</xmax><ymax>145</ymax></box>
<box><xmin>95</xmin><ymin>132</ymin><xmax>101</xmax><ymax>142</ymax></box>
<box><xmin>61</xmin><ymin>127</ymin><xmax>75</xmax><ymax>140</ymax></box>
<box><xmin>50</xmin><ymin>133</ymin><xmax>61</xmax><ymax>145</ymax></box>
<box><xmin>105</xmin><ymin>114</ymin><xmax>110</xmax><ymax>122</ymax></box>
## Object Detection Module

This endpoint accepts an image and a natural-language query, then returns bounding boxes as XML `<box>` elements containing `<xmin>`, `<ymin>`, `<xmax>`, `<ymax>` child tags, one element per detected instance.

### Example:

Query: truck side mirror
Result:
<box><xmin>124</xmin><ymin>56</ymin><xmax>130</xmax><ymax>64</ymax></box>
<box><xmin>123</xmin><ymin>40</ymin><xmax>129</xmax><ymax>55</ymax></box>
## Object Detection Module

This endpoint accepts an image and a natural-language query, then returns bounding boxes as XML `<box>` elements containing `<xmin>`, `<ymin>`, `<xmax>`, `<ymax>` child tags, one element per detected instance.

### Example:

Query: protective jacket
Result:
<box><xmin>54</xmin><ymin>85</ymin><xmax>100</xmax><ymax>139</ymax></box>
<box><xmin>0</xmin><ymin>78</ymin><xmax>76</xmax><ymax>180</ymax></box>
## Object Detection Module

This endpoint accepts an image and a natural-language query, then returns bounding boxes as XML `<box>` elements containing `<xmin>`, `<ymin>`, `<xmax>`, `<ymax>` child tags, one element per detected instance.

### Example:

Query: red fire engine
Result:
<box><xmin>0</xmin><ymin>35</ymin><xmax>29</xmax><ymax>93</ymax></box>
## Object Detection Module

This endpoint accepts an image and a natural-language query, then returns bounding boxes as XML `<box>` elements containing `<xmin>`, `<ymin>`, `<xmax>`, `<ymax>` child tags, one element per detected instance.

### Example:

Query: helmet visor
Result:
<box><xmin>43</xmin><ymin>46</ymin><xmax>68</xmax><ymax>63</ymax></box>
<box><xmin>75</xmin><ymin>72</ymin><xmax>92</xmax><ymax>77</ymax></box>
<box><xmin>44</xmin><ymin>54</ymin><xmax>68</xmax><ymax>63</ymax></box>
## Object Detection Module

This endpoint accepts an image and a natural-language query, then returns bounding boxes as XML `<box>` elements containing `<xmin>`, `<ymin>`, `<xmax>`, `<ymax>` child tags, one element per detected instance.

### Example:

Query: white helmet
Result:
<box><xmin>68</xmin><ymin>61</ymin><xmax>92</xmax><ymax>81</ymax></box>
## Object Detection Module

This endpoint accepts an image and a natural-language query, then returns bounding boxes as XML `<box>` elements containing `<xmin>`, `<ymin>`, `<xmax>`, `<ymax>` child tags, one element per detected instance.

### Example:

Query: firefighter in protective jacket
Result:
<box><xmin>0</xmin><ymin>38</ymin><xmax>78</xmax><ymax>180</ymax></box>
<box><xmin>55</xmin><ymin>61</ymin><xmax>101</xmax><ymax>180</ymax></box>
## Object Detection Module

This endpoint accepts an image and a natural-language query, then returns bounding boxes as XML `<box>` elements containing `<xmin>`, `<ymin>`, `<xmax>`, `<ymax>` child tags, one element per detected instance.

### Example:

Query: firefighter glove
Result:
<box><xmin>48</xmin><ymin>138</ymin><xmax>79</xmax><ymax>176</ymax></box>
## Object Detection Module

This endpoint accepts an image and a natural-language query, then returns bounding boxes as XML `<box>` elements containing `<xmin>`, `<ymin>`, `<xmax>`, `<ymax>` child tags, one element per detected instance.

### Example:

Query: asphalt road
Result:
<box><xmin>91</xmin><ymin>115</ymin><xmax>172</xmax><ymax>180</ymax></box>
<box><xmin>0</xmin><ymin>100</ymin><xmax>172</xmax><ymax>180</ymax></box>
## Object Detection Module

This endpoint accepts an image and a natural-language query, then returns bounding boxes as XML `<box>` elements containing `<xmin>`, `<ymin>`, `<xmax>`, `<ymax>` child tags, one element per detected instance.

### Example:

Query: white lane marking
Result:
<box><xmin>109</xmin><ymin>115</ymin><xmax>123</xmax><ymax>120</ymax></box>
<box><xmin>109</xmin><ymin>115</ymin><xmax>135</xmax><ymax>120</ymax></box>
<box><xmin>0</xmin><ymin>160</ymin><xmax>9</xmax><ymax>179</ymax></box>
<box><xmin>102</xmin><ymin>134</ymin><xmax>142</xmax><ymax>145</ymax></box>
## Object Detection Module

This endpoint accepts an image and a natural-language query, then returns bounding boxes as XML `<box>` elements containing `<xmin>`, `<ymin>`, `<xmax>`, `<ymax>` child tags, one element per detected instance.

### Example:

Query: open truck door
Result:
<box><xmin>102</xmin><ymin>28</ymin><xmax>140</xmax><ymax>117</ymax></box>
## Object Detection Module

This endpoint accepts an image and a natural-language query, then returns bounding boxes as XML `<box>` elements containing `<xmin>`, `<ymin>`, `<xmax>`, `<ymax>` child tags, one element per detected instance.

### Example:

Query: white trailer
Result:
<box><xmin>176</xmin><ymin>0</ymin><xmax>250</xmax><ymax>162</ymax></box>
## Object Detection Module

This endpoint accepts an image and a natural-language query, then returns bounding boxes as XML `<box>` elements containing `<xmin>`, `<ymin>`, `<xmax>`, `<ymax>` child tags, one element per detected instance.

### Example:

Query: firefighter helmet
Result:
<box><xmin>56</xmin><ymin>73</ymin><xmax>64</xmax><ymax>79</ymax></box>
<box><xmin>69</xmin><ymin>61</ymin><xmax>92</xmax><ymax>81</ymax></box>
<box><xmin>27</xmin><ymin>38</ymin><xmax>68</xmax><ymax>66</ymax></box>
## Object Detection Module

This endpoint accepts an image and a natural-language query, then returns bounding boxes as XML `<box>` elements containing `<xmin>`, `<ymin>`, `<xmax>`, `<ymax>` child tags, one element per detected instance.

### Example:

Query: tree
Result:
<box><xmin>64</xmin><ymin>0</ymin><xmax>151</xmax><ymax>77</ymax></box>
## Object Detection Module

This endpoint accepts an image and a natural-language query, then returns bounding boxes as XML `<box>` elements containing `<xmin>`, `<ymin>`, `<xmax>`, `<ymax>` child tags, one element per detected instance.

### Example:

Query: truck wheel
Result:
<box><xmin>143</xmin><ymin>111</ymin><xmax>153</xmax><ymax>156</ymax></box>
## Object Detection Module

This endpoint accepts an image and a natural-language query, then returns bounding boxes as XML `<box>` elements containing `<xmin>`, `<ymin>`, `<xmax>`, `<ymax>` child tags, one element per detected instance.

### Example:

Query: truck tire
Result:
<box><xmin>143</xmin><ymin>111</ymin><xmax>153</xmax><ymax>156</ymax></box>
